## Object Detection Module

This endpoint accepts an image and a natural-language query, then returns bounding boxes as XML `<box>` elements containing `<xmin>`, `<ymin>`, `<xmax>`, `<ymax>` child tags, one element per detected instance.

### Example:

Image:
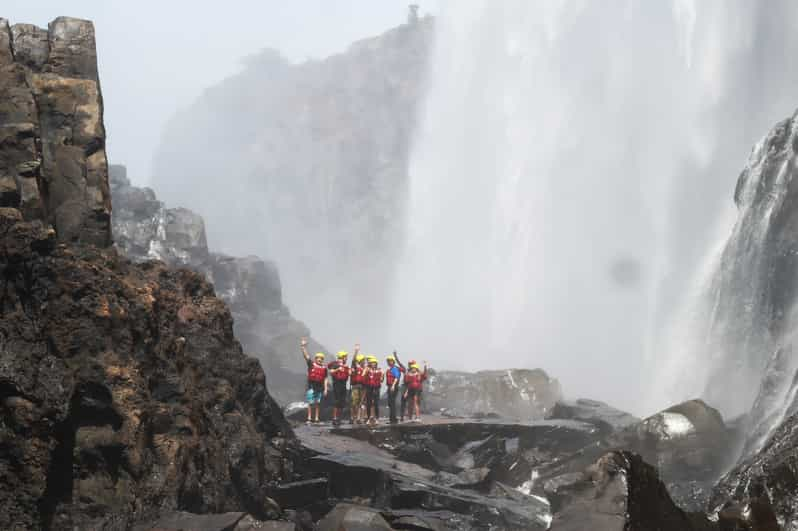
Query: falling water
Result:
<box><xmin>390</xmin><ymin>0</ymin><xmax>798</xmax><ymax>414</ymax></box>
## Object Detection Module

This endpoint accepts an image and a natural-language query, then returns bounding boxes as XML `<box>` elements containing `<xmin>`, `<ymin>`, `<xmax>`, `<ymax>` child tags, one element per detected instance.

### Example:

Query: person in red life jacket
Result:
<box><xmin>403</xmin><ymin>360</ymin><xmax>428</xmax><ymax>423</ymax></box>
<box><xmin>350</xmin><ymin>348</ymin><xmax>367</xmax><ymax>424</ymax></box>
<box><xmin>364</xmin><ymin>356</ymin><xmax>384</xmax><ymax>426</ymax></box>
<box><xmin>300</xmin><ymin>337</ymin><xmax>328</xmax><ymax>424</ymax></box>
<box><xmin>328</xmin><ymin>350</ymin><xmax>350</xmax><ymax>426</ymax></box>
<box><xmin>385</xmin><ymin>352</ymin><xmax>405</xmax><ymax>424</ymax></box>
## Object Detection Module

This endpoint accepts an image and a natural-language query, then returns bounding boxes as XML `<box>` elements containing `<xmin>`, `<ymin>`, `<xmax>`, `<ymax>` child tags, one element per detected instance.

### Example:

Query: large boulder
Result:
<box><xmin>424</xmin><ymin>368</ymin><xmax>562</xmax><ymax>420</ymax></box>
<box><xmin>609</xmin><ymin>399</ymin><xmax>734</xmax><ymax>512</ymax></box>
<box><xmin>547</xmin><ymin>398</ymin><xmax>639</xmax><ymax>435</ymax></box>
<box><xmin>551</xmin><ymin>451</ymin><xmax>715</xmax><ymax>531</ymax></box>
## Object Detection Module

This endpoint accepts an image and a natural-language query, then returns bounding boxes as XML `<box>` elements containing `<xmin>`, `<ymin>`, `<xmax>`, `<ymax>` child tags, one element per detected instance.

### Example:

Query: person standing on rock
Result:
<box><xmin>403</xmin><ymin>361</ymin><xmax>428</xmax><ymax>423</ymax></box>
<box><xmin>329</xmin><ymin>351</ymin><xmax>350</xmax><ymax>426</ymax></box>
<box><xmin>350</xmin><ymin>347</ymin><xmax>367</xmax><ymax>424</ymax></box>
<box><xmin>364</xmin><ymin>356</ymin><xmax>384</xmax><ymax>426</ymax></box>
<box><xmin>385</xmin><ymin>352</ymin><xmax>405</xmax><ymax>424</ymax></box>
<box><xmin>301</xmin><ymin>338</ymin><xmax>328</xmax><ymax>424</ymax></box>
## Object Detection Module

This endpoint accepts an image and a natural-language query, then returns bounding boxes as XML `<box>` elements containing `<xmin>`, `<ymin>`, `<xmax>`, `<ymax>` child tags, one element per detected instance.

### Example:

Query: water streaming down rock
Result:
<box><xmin>390</xmin><ymin>0</ymin><xmax>798</xmax><ymax>413</ymax></box>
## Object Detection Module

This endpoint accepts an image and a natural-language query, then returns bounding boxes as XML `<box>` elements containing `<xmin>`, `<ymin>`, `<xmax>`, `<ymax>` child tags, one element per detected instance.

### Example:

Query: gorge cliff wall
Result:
<box><xmin>0</xmin><ymin>18</ymin><xmax>299</xmax><ymax>530</ymax></box>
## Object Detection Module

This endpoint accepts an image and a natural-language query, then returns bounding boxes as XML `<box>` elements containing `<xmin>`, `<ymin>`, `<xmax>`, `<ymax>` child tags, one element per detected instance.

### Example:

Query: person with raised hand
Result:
<box><xmin>403</xmin><ymin>360</ymin><xmax>428</xmax><ymax>423</ymax></box>
<box><xmin>300</xmin><ymin>337</ymin><xmax>328</xmax><ymax>424</ymax></box>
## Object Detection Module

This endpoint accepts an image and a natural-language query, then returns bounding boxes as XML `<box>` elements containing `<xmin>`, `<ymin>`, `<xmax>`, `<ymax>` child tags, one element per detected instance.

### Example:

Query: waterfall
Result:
<box><xmin>390</xmin><ymin>0</ymin><xmax>798</xmax><ymax>414</ymax></box>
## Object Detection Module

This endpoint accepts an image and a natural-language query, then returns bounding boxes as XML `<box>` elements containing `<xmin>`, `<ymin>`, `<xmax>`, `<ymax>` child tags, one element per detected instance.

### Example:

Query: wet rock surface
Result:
<box><xmin>550</xmin><ymin>451</ymin><xmax>716</xmax><ymax>531</ymax></box>
<box><xmin>292</xmin><ymin>414</ymin><xmax>728</xmax><ymax>530</ymax></box>
<box><xmin>424</xmin><ymin>368</ymin><xmax>562</xmax><ymax>420</ymax></box>
<box><xmin>712</xmin><ymin>409</ymin><xmax>798</xmax><ymax>529</ymax></box>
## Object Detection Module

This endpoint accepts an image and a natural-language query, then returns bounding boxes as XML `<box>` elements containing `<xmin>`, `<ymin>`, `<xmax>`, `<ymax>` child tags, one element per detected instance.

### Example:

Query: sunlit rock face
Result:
<box><xmin>110</xmin><ymin>165</ymin><xmax>322</xmax><ymax>405</ymax></box>
<box><xmin>0</xmin><ymin>17</ymin><xmax>110</xmax><ymax>245</ymax></box>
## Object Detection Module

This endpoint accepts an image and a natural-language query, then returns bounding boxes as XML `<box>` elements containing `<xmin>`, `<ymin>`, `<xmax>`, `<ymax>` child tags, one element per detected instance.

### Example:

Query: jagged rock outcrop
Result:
<box><xmin>712</xmin><ymin>408</ymin><xmax>798</xmax><ymax>529</ymax></box>
<box><xmin>424</xmin><ymin>368</ymin><xmax>562</xmax><ymax>420</ymax></box>
<box><xmin>551</xmin><ymin>451</ymin><xmax>716</xmax><ymax>531</ymax></box>
<box><xmin>110</xmin><ymin>165</ymin><xmax>320</xmax><ymax>405</ymax></box>
<box><xmin>0</xmin><ymin>204</ymin><xmax>298</xmax><ymax>530</ymax></box>
<box><xmin>0</xmin><ymin>18</ymin><xmax>301</xmax><ymax>530</ymax></box>
<box><xmin>0</xmin><ymin>17</ymin><xmax>110</xmax><ymax>246</ymax></box>
<box><xmin>151</xmin><ymin>17</ymin><xmax>434</xmax><ymax>346</ymax></box>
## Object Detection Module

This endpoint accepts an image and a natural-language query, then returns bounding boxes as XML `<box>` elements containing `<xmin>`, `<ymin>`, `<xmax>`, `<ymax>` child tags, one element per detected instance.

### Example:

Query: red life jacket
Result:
<box><xmin>351</xmin><ymin>366</ymin><xmax>364</xmax><ymax>385</ymax></box>
<box><xmin>406</xmin><ymin>371</ymin><xmax>425</xmax><ymax>390</ymax></box>
<box><xmin>332</xmin><ymin>363</ymin><xmax>350</xmax><ymax>381</ymax></box>
<box><xmin>385</xmin><ymin>366</ymin><xmax>405</xmax><ymax>386</ymax></box>
<box><xmin>367</xmin><ymin>369</ymin><xmax>383</xmax><ymax>388</ymax></box>
<box><xmin>307</xmin><ymin>363</ymin><xmax>327</xmax><ymax>383</ymax></box>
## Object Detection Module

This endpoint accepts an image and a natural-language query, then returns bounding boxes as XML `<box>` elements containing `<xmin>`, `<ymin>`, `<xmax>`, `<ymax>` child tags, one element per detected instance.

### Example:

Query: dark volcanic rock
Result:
<box><xmin>712</xmin><ymin>408</ymin><xmax>798</xmax><ymax>529</ymax></box>
<box><xmin>0</xmin><ymin>17</ymin><xmax>111</xmax><ymax>246</ymax></box>
<box><xmin>0</xmin><ymin>30</ymin><xmax>301</xmax><ymax>524</ymax></box>
<box><xmin>424</xmin><ymin>368</ymin><xmax>562</xmax><ymax>420</ymax></box>
<box><xmin>547</xmin><ymin>398</ymin><xmax>639</xmax><ymax>434</ymax></box>
<box><xmin>551</xmin><ymin>451</ymin><xmax>715</xmax><ymax>531</ymax></box>
<box><xmin>110</xmin><ymin>165</ymin><xmax>322</xmax><ymax>404</ymax></box>
<box><xmin>0</xmin><ymin>214</ymin><xmax>298</xmax><ymax>529</ymax></box>
<box><xmin>297</xmin><ymin>421</ymin><xmax>554</xmax><ymax>530</ymax></box>
<box><xmin>610</xmin><ymin>399</ymin><xmax>734</xmax><ymax>513</ymax></box>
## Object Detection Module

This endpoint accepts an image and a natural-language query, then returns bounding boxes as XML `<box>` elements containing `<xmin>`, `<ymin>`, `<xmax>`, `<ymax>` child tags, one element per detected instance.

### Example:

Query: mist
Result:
<box><xmin>3</xmin><ymin>0</ymin><xmax>434</xmax><ymax>183</ymax></box>
<box><xmin>389</xmin><ymin>0</ymin><xmax>798</xmax><ymax>415</ymax></box>
<box><xmin>7</xmin><ymin>1</ymin><xmax>798</xmax><ymax>417</ymax></box>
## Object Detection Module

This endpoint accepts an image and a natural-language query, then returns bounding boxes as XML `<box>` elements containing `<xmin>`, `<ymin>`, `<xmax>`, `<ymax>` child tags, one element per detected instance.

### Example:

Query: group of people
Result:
<box><xmin>301</xmin><ymin>338</ymin><xmax>428</xmax><ymax>426</ymax></box>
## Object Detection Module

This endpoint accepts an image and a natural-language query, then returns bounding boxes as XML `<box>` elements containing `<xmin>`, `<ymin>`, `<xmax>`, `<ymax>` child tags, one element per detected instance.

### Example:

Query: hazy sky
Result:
<box><xmin>4</xmin><ymin>0</ymin><xmax>437</xmax><ymax>184</ymax></box>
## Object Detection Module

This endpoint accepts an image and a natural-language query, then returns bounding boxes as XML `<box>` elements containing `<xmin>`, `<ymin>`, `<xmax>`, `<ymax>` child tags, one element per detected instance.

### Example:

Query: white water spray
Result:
<box><xmin>391</xmin><ymin>1</ymin><xmax>798</xmax><ymax>414</ymax></box>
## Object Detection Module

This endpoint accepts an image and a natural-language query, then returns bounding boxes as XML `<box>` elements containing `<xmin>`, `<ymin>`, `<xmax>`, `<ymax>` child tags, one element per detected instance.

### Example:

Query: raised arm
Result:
<box><xmin>300</xmin><ymin>337</ymin><xmax>310</xmax><ymax>362</ymax></box>
<box><xmin>394</xmin><ymin>350</ymin><xmax>406</xmax><ymax>371</ymax></box>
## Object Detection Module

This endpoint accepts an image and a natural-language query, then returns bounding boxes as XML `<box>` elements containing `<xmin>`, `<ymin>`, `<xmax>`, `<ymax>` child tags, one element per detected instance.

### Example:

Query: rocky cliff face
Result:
<box><xmin>705</xmin><ymin>110</ymin><xmax>798</xmax><ymax>529</ymax></box>
<box><xmin>150</xmin><ymin>17</ymin><xmax>433</xmax><ymax>347</ymax></box>
<box><xmin>110</xmin><ymin>165</ymin><xmax>320</xmax><ymax>405</ymax></box>
<box><xmin>0</xmin><ymin>17</ymin><xmax>110</xmax><ymax>246</ymax></box>
<box><xmin>0</xmin><ymin>18</ymin><xmax>299</xmax><ymax>530</ymax></box>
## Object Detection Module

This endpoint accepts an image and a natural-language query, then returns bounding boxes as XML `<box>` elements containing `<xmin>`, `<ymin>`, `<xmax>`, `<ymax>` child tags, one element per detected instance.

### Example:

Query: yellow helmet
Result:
<box><xmin>409</xmin><ymin>362</ymin><xmax>419</xmax><ymax>369</ymax></box>
<box><xmin>314</xmin><ymin>352</ymin><xmax>325</xmax><ymax>360</ymax></box>
<box><xmin>337</xmin><ymin>351</ymin><xmax>348</xmax><ymax>359</ymax></box>
<box><xmin>367</xmin><ymin>355</ymin><xmax>378</xmax><ymax>363</ymax></box>
<box><xmin>355</xmin><ymin>354</ymin><xmax>366</xmax><ymax>363</ymax></box>
<box><xmin>386</xmin><ymin>355</ymin><xmax>395</xmax><ymax>362</ymax></box>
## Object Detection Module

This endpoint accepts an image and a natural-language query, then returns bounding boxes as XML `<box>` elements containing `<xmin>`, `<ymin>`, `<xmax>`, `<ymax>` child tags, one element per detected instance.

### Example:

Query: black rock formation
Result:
<box><xmin>0</xmin><ymin>17</ymin><xmax>300</xmax><ymax>530</ymax></box>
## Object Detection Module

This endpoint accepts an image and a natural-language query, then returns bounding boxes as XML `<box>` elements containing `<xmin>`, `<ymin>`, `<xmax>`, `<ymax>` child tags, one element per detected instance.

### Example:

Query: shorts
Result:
<box><xmin>350</xmin><ymin>385</ymin><xmax>363</xmax><ymax>408</ymax></box>
<box><xmin>333</xmin><ymin>381</ymin><xmax>347</xmax><ymax>408</ymax></box>
<box><xmin>306</xmin><ymin>386</ymin><xmax>323</xmax><ymax>404</ymax></box>
<box><xmin>406</xmin><ymin>387</ymin><xmax>422</xmax><ymax>400</ymax></box>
